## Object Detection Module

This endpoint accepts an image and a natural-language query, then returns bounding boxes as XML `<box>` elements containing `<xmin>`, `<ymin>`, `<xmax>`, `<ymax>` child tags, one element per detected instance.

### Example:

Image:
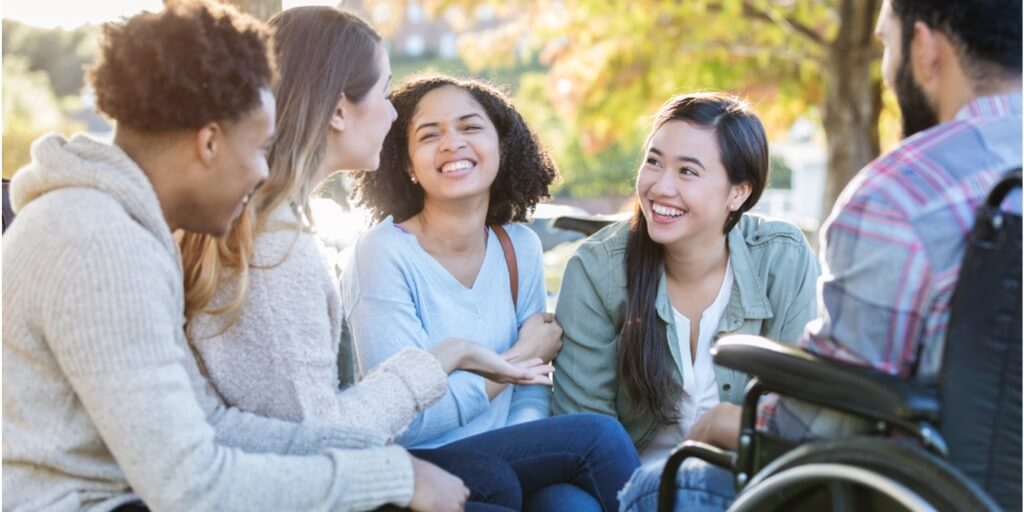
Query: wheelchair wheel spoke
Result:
<box><xmin>829</xmin><ymin>481</ymin><xmax>855</xmax><ymax>512</ymax></box>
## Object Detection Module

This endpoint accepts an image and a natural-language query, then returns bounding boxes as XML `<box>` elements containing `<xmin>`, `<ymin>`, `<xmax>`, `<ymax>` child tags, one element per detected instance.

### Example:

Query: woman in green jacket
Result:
<box><xmin>552</xmin><ymin>93</ymin><xmax>820</xmax><ymax>462</ymax></box>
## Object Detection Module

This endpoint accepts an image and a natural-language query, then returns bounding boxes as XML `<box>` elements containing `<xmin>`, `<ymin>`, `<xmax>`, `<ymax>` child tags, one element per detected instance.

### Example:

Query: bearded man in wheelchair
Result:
<box><xmin>616</xmin><ymin>1</ymin><xmax>1023</xmax><ymax>511</ymax></box>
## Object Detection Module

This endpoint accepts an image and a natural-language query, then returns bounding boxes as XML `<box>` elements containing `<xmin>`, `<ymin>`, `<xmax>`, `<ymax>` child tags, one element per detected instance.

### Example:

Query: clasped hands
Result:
<box><xmin>429</xmin><ymin>312</ymin><xmax>562</xmax><ymax>386</ymax></box>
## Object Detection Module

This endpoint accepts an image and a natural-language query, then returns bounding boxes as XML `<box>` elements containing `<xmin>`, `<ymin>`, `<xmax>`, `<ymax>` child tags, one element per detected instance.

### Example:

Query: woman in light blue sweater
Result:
<box><xmin>346</xmin><ymin>75</ymin><xmax>640</xmax><ymax>511</ymax></box>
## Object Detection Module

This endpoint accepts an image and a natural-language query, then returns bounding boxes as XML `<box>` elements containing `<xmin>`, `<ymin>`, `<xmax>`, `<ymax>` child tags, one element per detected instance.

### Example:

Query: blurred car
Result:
<box><xmin>529</xmin><ymin>204</ymin><xmax>629</xmax><ymax>309</ymax></box>
<box><xmin>526</xmin><ymin>203</ymin><xmax>591</xmax><ymax>252</ymax></box>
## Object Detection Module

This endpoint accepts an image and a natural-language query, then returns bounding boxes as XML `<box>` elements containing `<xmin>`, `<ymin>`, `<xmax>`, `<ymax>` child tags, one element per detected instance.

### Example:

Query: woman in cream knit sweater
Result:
<box><xmin>180</xmin><ymin>7</ymin><xmax>564</xmax><ymax>511</ymax></box>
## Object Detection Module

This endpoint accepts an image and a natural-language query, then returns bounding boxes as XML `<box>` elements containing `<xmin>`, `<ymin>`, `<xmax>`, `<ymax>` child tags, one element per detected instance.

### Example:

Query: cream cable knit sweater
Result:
<box><xmin>1</xmin><ymin>134</ymin><xmax>431</xmax><ymax>511</ymax></box>
<box><xmin>189</xmin><ymin>205</ymin><xmax>448</xmax><ymax>441</ymax></box>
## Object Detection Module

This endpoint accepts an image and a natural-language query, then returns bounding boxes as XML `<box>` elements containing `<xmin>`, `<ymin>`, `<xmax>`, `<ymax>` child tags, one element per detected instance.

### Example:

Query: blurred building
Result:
<box><xmin>341</xmin><ymin>0</ymin><xmax>502</xmax><ymax>59</ymax></box>
<box><xmin>750</xmin><ymin>117</ymin><xmax>827</xmax><ymax>245</ymax></box>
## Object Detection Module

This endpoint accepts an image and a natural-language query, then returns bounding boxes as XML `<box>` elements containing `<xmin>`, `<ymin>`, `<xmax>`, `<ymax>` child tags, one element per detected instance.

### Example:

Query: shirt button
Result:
<box><xmin>722</xmin><ymin>384</ymin><xmax>731</xmax><ymax>391</ymax></box>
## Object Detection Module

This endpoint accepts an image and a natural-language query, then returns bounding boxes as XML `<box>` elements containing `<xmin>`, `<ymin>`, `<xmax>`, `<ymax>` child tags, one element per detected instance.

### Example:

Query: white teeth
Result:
<box><xmin>440</xmin><ymin>160</ymin><xmax>474</xmax><ymax>173</ymax></box>
<box><xmin>652</xmin><ymin>203</ymin><xmax>683</xmax><ymax>217</ymax></box>
<box><xmin>241</xmin><ymin>193</ymin><xmax>252</xmax><ymax>206</ymax></box>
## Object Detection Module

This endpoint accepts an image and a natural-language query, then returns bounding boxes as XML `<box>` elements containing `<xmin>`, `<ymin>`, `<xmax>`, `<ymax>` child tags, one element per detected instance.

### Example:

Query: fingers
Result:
<box><xmin>525</xmin><ymin>374</ymin><xmax>553</xmax><ymax>386</ymax></box>
<box><xmin>502</xmin><ymin>348</ymin><xmax>521</xmax><ymax>362</ymax></box>
<box><xmin>510</xmin><ymin>358</ymin><xmax>554</xmax><ymax>385</ymax></box>
<box><xmin>516</xmin><ymin>356</ymin><xmax>547</xmax><ymax>368</ymax></box>
<box><xmin>542</xmin><ymin>312</ymin><xmax>555</xmax><ymax>323</ymax></box>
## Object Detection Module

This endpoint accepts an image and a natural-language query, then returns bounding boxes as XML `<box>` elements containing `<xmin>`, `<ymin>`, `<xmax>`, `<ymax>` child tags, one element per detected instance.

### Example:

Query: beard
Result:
<box><xmin>894</xmin><ymin>56</ymin><xmax>941</xmax><ymax>138</ymax></box>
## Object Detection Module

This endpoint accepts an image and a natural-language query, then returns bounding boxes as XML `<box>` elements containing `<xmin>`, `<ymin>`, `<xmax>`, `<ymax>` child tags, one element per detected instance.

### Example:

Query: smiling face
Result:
<box><xmin>407</xmin><ymin>85</ymin><xmax>500</xmax><ymax>206</ymax></box>
<box><xmin>182</xmin><ymin>86</ymin><xmax>274</xmax><ymax>237</ymax></box>
<box><xmin>636</xmin><ymin>119</ymin><xmax>751</xmax><ymax>248</ymax></box>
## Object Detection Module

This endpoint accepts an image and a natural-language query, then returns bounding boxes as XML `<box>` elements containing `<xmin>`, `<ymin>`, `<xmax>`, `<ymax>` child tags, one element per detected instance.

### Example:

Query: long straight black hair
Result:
<box><xmin>619</xmin><ymin>93</ymin><xmax>769</xmax><ymax>424</ymax></box>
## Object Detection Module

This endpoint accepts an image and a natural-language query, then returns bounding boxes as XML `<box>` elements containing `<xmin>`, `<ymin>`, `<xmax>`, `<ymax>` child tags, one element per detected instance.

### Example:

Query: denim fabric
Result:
<box><xmin>618</xmin><ymin>458</ymin><xmax>735</xmax><ymax>512</ymax></box>
<box><xmin>443</xmin><ymin>414</ymin><xmax>641</xmax><ymax>512</ymax></box>
<box><xmin>525</xmin><ymin>483</ymin><xmax>601</xmax><ymax>512</ymax></box>
<box><xmin>411</xmin><ymin>447</ymin><xmax>521</xmax><ymax>511</ymax></box>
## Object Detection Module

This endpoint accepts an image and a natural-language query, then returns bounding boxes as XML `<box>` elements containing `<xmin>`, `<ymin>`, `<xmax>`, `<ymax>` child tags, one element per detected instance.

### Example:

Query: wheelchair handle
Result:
<box><xmin>985</xmin><ymin>167</ymin><xmax>1021</xmax><ymax>208</ymax></box>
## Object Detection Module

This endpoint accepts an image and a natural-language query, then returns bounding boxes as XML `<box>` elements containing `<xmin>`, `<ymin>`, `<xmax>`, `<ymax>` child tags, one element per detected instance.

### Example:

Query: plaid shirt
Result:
<box><xmin>759</xmin><ymin>93</ymin><xmax>1023</xmax><ymax>439</ymax></box>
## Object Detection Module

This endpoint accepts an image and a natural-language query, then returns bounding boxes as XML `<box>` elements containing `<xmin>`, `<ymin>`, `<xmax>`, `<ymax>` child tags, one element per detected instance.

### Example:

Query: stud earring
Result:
<box><xmin>410</xmin><ymin>175</ymin><xmax>418</xmax><ymax>184</ymax></box>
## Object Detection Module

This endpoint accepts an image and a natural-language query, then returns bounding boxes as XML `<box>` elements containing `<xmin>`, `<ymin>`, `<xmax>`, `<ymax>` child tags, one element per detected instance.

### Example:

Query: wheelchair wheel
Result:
<box><xmin>729</xmin><ymin>437</ymin><xmax>998</xmax><ymax>512</ymax></box>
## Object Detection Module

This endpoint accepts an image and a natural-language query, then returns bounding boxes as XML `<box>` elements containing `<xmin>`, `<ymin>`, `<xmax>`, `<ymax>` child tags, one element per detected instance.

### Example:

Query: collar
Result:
<box><xmin>654</xmin><ymin>225</ymin><xmax>774</xmax><ymax>325</ymax></box>
<box><xmin>956</xmin><ymin>93</ymin><xmax>1022</xmax><ymax>121</ymax></box>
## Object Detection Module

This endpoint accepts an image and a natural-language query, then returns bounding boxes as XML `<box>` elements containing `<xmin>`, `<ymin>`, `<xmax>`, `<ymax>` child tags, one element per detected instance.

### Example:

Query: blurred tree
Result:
<box><xmin>414</xmin><ymin>0</ymin><xmax>884</xmax><ymax>219</ymax></box>
<box><xmin>2</xmin><ymin>19</ymin><xmax>99</xmax><ymax>98</ymax></box>
<box><xmin>3</xmin><ymin>57</ymin><xmax>83</xmax><ymax>178</ymax></box>
<box><xmin>513</xmin><ymin>72</ymin><xmax>640</xmax><ymax>197</ymax></box>
<box><xmin>223</xmin><ymin>0</ymin><xmax>282</xmax><ymax>20</ymax></box>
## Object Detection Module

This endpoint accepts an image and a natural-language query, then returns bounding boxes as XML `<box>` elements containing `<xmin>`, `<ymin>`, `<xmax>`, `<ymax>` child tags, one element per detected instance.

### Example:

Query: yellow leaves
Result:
<box><xmin>457</xmin><ymin>19</ymin><xmax>528</xmax><ymax>71</ymax></box>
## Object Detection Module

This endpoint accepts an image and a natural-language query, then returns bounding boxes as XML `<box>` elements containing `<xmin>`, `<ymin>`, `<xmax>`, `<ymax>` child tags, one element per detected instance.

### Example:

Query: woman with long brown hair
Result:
<box><xmin>178</xmin><ymin>7</ymin><xmax>557</xmax><ymax>511</ymax></box>
<box><xmin>553</xmin><ymin>93</ymin><xmax>819</xmax><ymax>508</ymax></box>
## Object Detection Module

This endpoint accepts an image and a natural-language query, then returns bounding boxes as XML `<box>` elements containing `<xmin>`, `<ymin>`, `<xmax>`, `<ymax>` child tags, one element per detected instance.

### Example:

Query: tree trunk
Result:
<box><xmin>224</xmin><ymin>0</ymin><xmax>282</xmax><ymax>21</ymax></box>
<box><xmin>821</xmin><ymin>0</ymin><xmax>882</xmax><ymax>221</ymax></box>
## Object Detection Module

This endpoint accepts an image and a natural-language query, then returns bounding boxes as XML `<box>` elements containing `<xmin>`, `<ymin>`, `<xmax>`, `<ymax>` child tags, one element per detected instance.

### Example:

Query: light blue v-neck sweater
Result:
<box><xmin>341</xmin><ymin>216</ymin><xmax>551</xmax><ymax>448</ymax></box>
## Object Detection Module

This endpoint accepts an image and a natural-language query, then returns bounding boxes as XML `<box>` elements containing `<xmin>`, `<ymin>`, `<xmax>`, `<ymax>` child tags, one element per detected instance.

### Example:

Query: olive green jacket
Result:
<box><xmin>552</xmin><ymin>214</ymin><xmax>819</xmax><ymax>451</ymax></box>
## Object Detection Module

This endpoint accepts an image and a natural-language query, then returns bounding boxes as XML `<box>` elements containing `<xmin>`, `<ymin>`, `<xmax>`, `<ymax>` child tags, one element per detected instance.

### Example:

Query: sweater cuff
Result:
<box><xmin>332</xmin><ymin>445</ymin><xmax>415</xmax><ymax>509</ymax></box>
<box><xmin>382</xmin><ymin>348</ymin><xmax>448</xmax><ymax>410</ymax></box>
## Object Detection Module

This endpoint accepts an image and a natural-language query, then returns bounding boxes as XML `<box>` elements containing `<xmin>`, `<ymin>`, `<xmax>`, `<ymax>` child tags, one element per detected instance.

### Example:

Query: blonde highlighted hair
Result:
<box><xmin>179</xmin><ymin>6</ymin><xmax>383</xmax><ymax>338</ymax></box>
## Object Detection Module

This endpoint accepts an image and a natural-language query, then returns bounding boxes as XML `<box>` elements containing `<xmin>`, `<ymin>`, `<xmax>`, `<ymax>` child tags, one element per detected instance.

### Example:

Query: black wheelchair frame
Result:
<box><xmin>654</xmin><ymin>169</ymin><xmax>1022</xmax><ymax>511</ymax></box>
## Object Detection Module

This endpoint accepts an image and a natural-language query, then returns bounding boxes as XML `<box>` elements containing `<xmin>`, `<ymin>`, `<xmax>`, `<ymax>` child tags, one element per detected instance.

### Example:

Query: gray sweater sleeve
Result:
<box><xmin>45</xmin><ymin>229</ymin><xmax>415</xmax><ymax>511</ymax></box>
<box><xmin>190</xmin><ymin>226</ymin><xmax>448</xmax><ymax>442</ymax></box>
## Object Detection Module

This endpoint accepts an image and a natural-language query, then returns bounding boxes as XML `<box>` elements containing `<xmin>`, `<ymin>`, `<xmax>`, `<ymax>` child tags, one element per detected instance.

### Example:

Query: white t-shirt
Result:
<box><xmin>640</xmin><ymin>259</ymin><xmax>734</xmax><ymax>464</ymax></box>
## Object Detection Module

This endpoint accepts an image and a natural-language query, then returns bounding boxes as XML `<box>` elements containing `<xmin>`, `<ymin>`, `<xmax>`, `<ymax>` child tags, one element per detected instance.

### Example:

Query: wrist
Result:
<box><xmin>509</xmin><ymin>338</ymin><xmax>533</xmax><ymax>361</ymax></box>
<box><xmin>429</xmin><ymin>339</ymin><xmax>464</xmax><ymax>374</ymax></box>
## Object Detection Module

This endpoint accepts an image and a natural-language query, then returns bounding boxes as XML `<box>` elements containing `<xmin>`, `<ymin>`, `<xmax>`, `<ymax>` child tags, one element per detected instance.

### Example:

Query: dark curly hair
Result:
<box><xmin>87</xmin><ymin>0</ymin><xmax>274</xmax><ymax>132</ymax></box>
<box><xmin>353</xmin><ymin>75</ymin><xmax>559</xmax><ymax>225</ymax></box>
<box><xmin>891</xmin><ymin>0</ymin><xmax>1022</xmax><ymax>81</ymax></box>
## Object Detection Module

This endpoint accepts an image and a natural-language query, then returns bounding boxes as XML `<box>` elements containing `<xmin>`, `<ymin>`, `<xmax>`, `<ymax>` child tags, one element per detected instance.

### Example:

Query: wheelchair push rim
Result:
<box><xmin>729</xmin><ymin>462</ymin><xmax>936</xmax><ymax>512</ymax></box>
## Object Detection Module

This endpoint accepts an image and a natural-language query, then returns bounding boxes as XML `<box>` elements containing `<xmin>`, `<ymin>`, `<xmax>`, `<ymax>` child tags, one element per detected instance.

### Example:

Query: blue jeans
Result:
<box><xmin>410</xmin><ymin>447</ymin><xmax>522</xmax><ymax>511</ymax></box>
<box><xmin>441</xmin><ymin>413</ymin><xmax>640</xmax><ymax>512</ymax></box>
<box><xmin>618</xmin><ymin>458</ymin><xmax>736</xmax><ymax>512</ymax></box>
<box><xmin>526</xmin><ymin>483</ymin><xmax>601</xmax><ymax>511</ymax></box>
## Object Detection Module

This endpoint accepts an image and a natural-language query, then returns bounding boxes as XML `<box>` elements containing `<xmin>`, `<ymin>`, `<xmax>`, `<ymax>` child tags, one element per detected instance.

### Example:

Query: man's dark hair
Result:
<box><xmin>891</xmin><ymin>0</ymin><xmax>1022</xmax><ymax>81</ymax></box>
<box><xmin>87</xmin><ymin>0</ymin><xmax>274</xmax><ymax>132</ymax></box>
<box><xmin>354</xmin><ymin>75</ymin><xmax>559</xmax><ymax>226</ymax></box>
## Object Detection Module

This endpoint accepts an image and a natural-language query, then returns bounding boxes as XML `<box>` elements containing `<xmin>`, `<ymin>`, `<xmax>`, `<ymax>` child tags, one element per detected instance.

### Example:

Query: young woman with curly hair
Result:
<box><xmin>344</xmin><ymin>75</ymin><xmax>640</xmax><ymax>511</ymax></box>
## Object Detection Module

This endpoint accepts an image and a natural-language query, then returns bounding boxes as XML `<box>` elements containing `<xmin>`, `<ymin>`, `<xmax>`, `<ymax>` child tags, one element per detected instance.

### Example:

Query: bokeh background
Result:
<box><xmin>2</xmin><ymin>0</ymin><xmax>904</xmax><ymax>293</ymax></box>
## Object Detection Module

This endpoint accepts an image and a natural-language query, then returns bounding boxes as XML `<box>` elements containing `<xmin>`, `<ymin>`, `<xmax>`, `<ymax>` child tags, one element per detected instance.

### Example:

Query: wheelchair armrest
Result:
<box><xmin>712</xmin><ymin>335</ymin><xmax>940</xmax><ymax>425</ymax></box>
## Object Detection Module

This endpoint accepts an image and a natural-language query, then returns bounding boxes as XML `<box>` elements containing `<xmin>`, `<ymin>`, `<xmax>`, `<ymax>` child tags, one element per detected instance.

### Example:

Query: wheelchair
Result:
<box><xmin>657</xmin><ymin>169</ymin><xmax>1022</xmax><ymax>511</ymax></box>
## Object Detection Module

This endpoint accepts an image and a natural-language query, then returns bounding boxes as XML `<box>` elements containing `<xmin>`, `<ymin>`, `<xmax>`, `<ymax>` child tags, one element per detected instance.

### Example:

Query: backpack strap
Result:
<box><xmin>491</xmin><ymin>224</ymin><xmax>518</xmax><ymax>310</ymax></box>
